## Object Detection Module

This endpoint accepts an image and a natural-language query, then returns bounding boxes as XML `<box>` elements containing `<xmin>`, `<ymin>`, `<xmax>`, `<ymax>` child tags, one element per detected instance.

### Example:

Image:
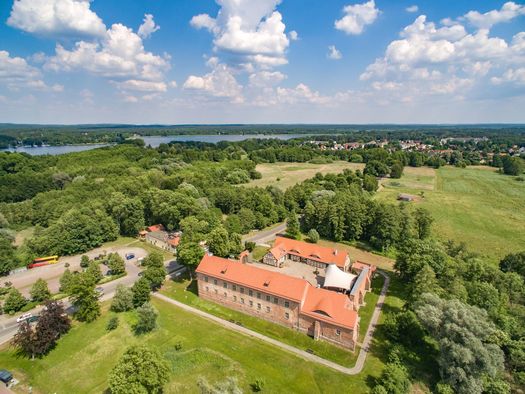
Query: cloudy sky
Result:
<box><xmin>0</xmin><ymin>0</ymin><xmax>524</xmax><ymax>124</ymax></box>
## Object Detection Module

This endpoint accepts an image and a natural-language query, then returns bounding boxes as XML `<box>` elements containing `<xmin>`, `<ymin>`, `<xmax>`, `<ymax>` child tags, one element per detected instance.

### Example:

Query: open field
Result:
<box><xmin>248</xmin><ymin>161</ymin><xmax>365</xmax><ymax>190</ymax></box>
<box><xmin>0</xmin><ymin>288</ymin><xmax>402</xmax><ymax>394</ymax></box>
<box><xmin>316</xmin><ymin>240</ymin><xmax>395</xmax><ymax>271</ymax></box>
<box><xmin>377</xmin><ymin>165</ymin><xmax>525</xmax><ymax>262</ymax></box>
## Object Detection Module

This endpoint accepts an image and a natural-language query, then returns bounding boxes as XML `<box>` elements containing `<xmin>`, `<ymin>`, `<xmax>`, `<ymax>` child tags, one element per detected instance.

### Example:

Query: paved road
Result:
<box><xmin>0</xmin><ymin>246</ymin><xmax>150</xmax><ymax>346</ymax></box>
<box><xmin>153</xmin><ymin>269</ymin><xmax>390</xmax><ymax>375</ymax></box>
<box><xmin>242</xmin><ymin>222</ymin><xmax>286</xmax><ymax>245</ymax></box>
<box><xmin>6</xmin><ymin>246</ymin><xmax>147</xmax><ymax>297</ymax></box>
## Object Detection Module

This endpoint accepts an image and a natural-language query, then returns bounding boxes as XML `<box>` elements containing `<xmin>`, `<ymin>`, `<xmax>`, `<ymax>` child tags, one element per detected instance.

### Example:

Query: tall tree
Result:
<box><xmin>108</xmin><ymin>345</ymin><xmax>170</xmax><ymax>394</ymax></box>
<box><xmin>107</xmin><ymin>253</ymin><xmax>126</xmax><ymax>276</ymax></box>
<box><xmin>132</xmin><ymin>277</ymin><xmax>151</xmax><ymax>308</ymax></box>
<box><xmin>133</xmin><ymin>303</ymin><xmax>158</xmax><ymax>334</ymax></box>
<box><xmin>207</xmin><ymin>226</ymin><xmax>231</xmax><ymax>257</ymax></box>
<box><xmin>30</xmin><ymin>278</ymin><xmax>51</xmax><ymax>302</ymax></box>
<box><xmin>414</xmin><ymin>293</ymin><xmax>504</xmax><ymax>394</ymax></box>
<box><xmin>286</xmin><ymin>210</ymin><xmax>300</xmax><ymax>240</ymax></box>
<box><xmin>70</xmin><ymin>273</ymin><xmax>100</xmax><ymax>322</ymax></box>
<box><xmin>111</xmin><ymin>285</ymin><xmax>134</xmax><ymax>312</ymax></box>
<box><xmin>414</xmin><ymin>208</ymin><xmax>433</xmax><ymax>239</ymax></box>
<box><xmin>3</xmin><ymin>287</ymin><xmax>27</xmax><ymax>314</ymax></box>
<box><xmin>59</xmin><ymin>268</ymin><xmax>74</xmax><ymax>294</ymax></box>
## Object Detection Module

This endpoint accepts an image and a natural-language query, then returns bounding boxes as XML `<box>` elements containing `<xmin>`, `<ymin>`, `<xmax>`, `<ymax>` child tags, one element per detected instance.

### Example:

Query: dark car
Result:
<box><xmin>125</xmin><ymin>253</ymin><xmax>135</xmax><ymax>260</ymax></box>
<box><xmin>0</xmin><ymin>369</ymin><xmax>12</xmax><ymax>385</ymax></box>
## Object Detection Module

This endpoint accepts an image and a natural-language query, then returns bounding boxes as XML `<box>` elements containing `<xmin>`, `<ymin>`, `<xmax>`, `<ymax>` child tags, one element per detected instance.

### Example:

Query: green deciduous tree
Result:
<box><xmin>373</xmin><ymin>361</ymin><xmax>411</xmax><ymax>394</ymax></box>
<box><xmin>143</xmin><ymin>266</ymin><xmax>166</xmax><ymax>291</ymax></box>
<box><xmin>395</xmin><ymin>239</ymin><xmax>448</xmax><ymax>282</ymax></box>
<box><xmin>134</xmin><ymin>302</ymin><xmax>158</xmax><ymax>334</ymax></box>
<box><xmin>70</xmin><ymin>273</ymin><xmax>100</xmax><ymax>322</ymax></box>
<box><xmin>110</xmin><ymin>285</ymin><xmax>134</xmax><ymax>312</ymax></box>
<box><xmin>414</xmin><ymin>208</ymin><xmax>433</xmax><ymax>239</ymax></box>
<box><xmin>3</xmin><ymin>287</ymin><xmax>27</xmax><ymax>314</ymax></box>
<box><xmin>390</xmin><ymin>161</ymin><xmax>404</xmax><ymax>179</ymax></box>
<box><xmin>502</xmin><ymin>156</ymin><xmax>524</xmax><ymax>176</ymax></box>
<box><xmin>109</xmin><ymin>345</ymin><xmax>170</xmax><ymax>394</ymax></box>
<box><xmin>30</xmin><ymin>278</ymin><xmax>51</xmax><ymax>302</ymax></box>
<box><xmin>59</xmin><ymin>268</ymin><xmax>74</xmax><ymax>294</ymax></box>
<box><xmin>107</xmin><ymin>253</ymin><xmax>126</xmax><ymax>276</ymax></box>
<box><xmin>177</xmin><ymin>241</ymin><xmax>205</xmax><ymax>271</ymax></box>
<box><xmin>106</xmin><ymin>192</ymin><xmax>145</xmax><ymax>236</ymax></box>
<box><xmin>307</xmin><ymin>228</ymin><xmax>320</xmax><ymax>243</ymax></box>
<box><xmin>285</xmin><ymin>210</ymin><xmax>300</xmax><ymax>240</ymax></box>
<box><xmin>85</xmin><ymin>261</ymin><xmax>102</xmax><ymax>285</ymax></box>
<box><xmin>207</xmin><ymin>226</ymin><xmax>231</xmax><ymax>257</ymax></box>
<box><xmin>414</xmin><ymin>293</ymin><xmax>504</xmax><ymax>394</ymax></box>
<box><xmin>132</xmin><ymin>277</ymin><xmax>151</xmax><ymax>308</ymax></box>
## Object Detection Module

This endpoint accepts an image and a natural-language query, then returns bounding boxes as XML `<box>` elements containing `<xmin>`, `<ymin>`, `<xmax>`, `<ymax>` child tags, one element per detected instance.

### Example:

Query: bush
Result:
<box><xmin>251</xmin><ymin>378</ymin><xmax>265</xmax><ymax>392</ymax></box>
<box><xmin>244</xmin><ymin>241</ymin><xmax>256</xmax><ymax>252</ymax></box>
<box><xmin>3</xmin><ymin>288</ymin><xmax>27</xmax><ymax>314</ymax></box>
<box><xmin>307</xmin><ymin>229</ymin><xmax>320</xmax><ymax>243</ymax></box>
<box><xmin>30</xmin><ymin>278</ymin><xmax>51</xmax><ymax>302</ymax></box>
<box><xmin>107</xmin><ymin>316</ymin><xmax>119</xmax><ymax>331</ymax></box>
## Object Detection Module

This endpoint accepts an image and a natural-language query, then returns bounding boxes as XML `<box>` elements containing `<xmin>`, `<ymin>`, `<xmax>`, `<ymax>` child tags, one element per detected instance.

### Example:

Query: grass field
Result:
<box><xmin>248</xmin><ymin>161</ymin><xmax>364</xmax><ymax>190</ymax></box>
<box><xmin>0</xmin><ymin>287</ymin><xmax>400</xmax><ymax>394</ymax></box>
<box><xmin>377</xmin><ymin>165</ymin><xmax>525</xmax><ymax>262</ymax></box>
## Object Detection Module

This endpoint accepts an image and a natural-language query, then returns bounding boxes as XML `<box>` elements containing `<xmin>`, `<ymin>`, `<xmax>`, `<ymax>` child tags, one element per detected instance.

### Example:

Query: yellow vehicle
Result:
<box><xmin>28</xmin><ymin>255</ymin><xmax>59</xmax><ymax>268</ymax></box>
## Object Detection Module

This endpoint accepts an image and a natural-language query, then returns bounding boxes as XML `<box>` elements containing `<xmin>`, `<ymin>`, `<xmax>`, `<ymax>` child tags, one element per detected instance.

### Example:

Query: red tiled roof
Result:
<box><xmin>196</xmin><ymin>255</ymin><xmax>358</xmax><ymax>330</ymax></box>
<box><xmin>301</xmin><ymin>286</ymin><xmax>358</xmax><ymax>330</ymax></box>
<box><xmin>147</xmin><ymin>224</ymin><xmax>165</xmax><ymax>232</ymax></box>
<box><xmin>168</xmin><ymin>236</ymin><xmax>180</xmax><ymax>247</ymax></box>
<box><xmin>196</xmin><ymin>255</ymin><xmax>308</xmax><ymax>302</ymax></box>
<box><xmin>352</xmin><ymin>261</ymin><xmax>376</xmax><ymax>273</ymax></box>
<box><xmin>271</xmin><ymin>237</ymin><xmax>349</xmax><ymax>268</ymax></box>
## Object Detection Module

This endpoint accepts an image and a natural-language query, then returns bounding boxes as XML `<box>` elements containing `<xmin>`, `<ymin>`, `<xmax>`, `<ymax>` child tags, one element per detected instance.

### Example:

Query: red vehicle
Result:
<box><xmin>28</xmin><ymin>255</ymin><xmax>59</xmax><ymax>269</ymax></box>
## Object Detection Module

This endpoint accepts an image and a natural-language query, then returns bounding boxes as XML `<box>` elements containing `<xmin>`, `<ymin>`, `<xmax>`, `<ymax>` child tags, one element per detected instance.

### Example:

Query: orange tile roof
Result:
<box><xmin>196</xmin><ymin>255</ymin><xmax>308</xmax><ymax>302</ymax></box>
<box><xmin>147</xmin><ymin>224</ymin><xmax>165</xmax><ymax>232</ymax></box>
<box><xmin>271</xmin><ymin>237</ymin><xmax>349</xmax><ymax>268</ymax></box>
<box><xmin>168</xmin><ymin>236</ymin><xmax>180</xmax><ymax>247</ymax></box>
<box><xmin>301</xmin><ymin>286</ymin><xmax>358</xmax><ymax>330</ymax></box>
<box><xmin>196</xmin><ymin>255</ymin><xmax>358</xmax><ymax>330</ymax></box>
<box><xmin>352</xmin><ymin>261</ymin><xmax>376</xmax><ymax>273</ymax></box>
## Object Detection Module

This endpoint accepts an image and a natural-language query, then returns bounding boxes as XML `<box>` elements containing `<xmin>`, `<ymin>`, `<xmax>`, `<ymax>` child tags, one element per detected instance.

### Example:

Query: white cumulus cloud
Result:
<box><xmin>0</xmin><ymin>50</ymin><xmax>59</xmax><ymax>92</ymax></box>
<box><xmin>7</xmin><ymin>0</ymin><xmax>106</xmax><ymax>38</ymax></box>
<box><xmin>183</xmin><ymin>63</ymin><xmax>243</xmax><ymax>102</ymax></box>
<box><xmin>464</xmin><ymin>1</ymin><xmax>525</xmax><ymax>29</ymax></box>
<box><xmin>335</xmin><ymin>0</ymin><xmax>380</xmax><ymax>35</ymax></box>
<box><xmin>406</xmin><ymin>5</ymin><xmax>419</xmax><ymax>13</ymax></box>
<box><xmin>328</xmin><ymin>45</ymin><xmax>342</xmax><ymax>60</ymax></box>
<box><xmin>138</xmin><ymin>14</ymin><xmax>160</xmax><ymax>39</ymax></box>
<box><xmin>190</xmin><ymin>0</ymin><xmax>291</xmax><ymax>69</ymax></box>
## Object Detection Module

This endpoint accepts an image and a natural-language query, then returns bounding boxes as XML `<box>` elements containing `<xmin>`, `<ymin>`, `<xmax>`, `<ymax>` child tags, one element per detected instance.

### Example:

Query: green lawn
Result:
<box><xmin>251</xmin><ymin>245</ymin><xmax>270</xmax><ymax>261</ymax></box>
<box><xmin>0</xmin><ymin>297</ymin><xmax>378</xmax><ymax>394</ymax></box>
<box><xmin>0</xmin><ymin>271</ymin><xmax>436</xmax><ymax>393</ymax></box>
<box><xmin>160</xmin><ymin>276</ymin><xmax>359</xmax><ymax>367</ymax></box>
<box><xmin>377</xmin><ymin>166</ymin><xmax>525</xmax><ymax>263</ymax></box>
<box><xmin>248</xmin><ymin>161</ymin><xmax>364</xmax><ymax>190</ymax></box>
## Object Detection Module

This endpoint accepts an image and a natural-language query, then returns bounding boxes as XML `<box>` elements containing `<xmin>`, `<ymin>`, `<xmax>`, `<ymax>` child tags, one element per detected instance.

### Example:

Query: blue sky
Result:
<box><xmin>0</xmin><ymin>0</ymin><xmax>524</xmax><ymax>124</ymax></box>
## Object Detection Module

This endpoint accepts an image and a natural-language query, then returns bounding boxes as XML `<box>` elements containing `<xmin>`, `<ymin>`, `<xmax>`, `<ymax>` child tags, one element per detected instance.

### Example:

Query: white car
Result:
<box><xmin>16</xmin><ymin>313</ymin><xmax>33</xmax><ymax>323</ymax></box>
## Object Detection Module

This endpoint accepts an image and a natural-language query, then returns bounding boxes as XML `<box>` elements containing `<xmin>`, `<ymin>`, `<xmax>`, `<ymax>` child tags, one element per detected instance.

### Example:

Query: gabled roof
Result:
<box><xmin>271</xmin><ymin>237</ymin><xmax>349</xmax><ymax>268</ymax></box>
<box><xmin>350</xmin><ymin>267</ymin><xmax>369</xmax><ymax>296</ymax></box>
<box><xmin>196</xmin><ymin>255</ymin><xmax>358</xmax><ymax>330</ymax></box>
<box><xmin>301</xmin><ymin>286</ymin><xmax>358</xmax><ymax>330</ymax></box>
<box><xmin>196</xmin><ymin>255</ymin><xmax>308</xmax><ymax>302</ymax></box>
<box><xmin>147</xmin><ymin>224</ymin><xmax>165</xmax><ymax>232</ymax></box>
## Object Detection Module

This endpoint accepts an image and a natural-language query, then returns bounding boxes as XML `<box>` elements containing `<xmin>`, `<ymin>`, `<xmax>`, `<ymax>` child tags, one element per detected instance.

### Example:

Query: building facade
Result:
<box><xmin>196</xmin><ymin>255</ymin><xmax>360</xmax><ymax>350</ymax></box>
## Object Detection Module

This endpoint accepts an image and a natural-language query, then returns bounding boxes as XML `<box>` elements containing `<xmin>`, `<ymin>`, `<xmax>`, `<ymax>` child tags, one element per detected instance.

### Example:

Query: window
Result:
<box><xmin>204</xmin><ymin>276</ymin><xmax>209</xmax><ymax>282</ymax></box>
<box><xmin>213</xmin><ymin>279</ymin><xmax>218</xmax><ymax>285</ymax></box>
<box><xmin>240</xmin><ymin>287</ymin><xmax>245</xmax><ymax>294</ymax></box>
<box><xmin>266</xmin><ymin>306</ymin><xmax>271</xmax><ymax>313</ymax></box>
<box><xmin>336</xmin><ymin>329</ymin><xmax>341</xmax><ymax>336</ymax></box>
<box><xmin>224</xmin><ymin>292</ymin><xmax>227</xmax><ymax>297</ymax></box>
<box><xmin>249</xmin><ymin>300</ymin><xmax>253</xmax><ymax>307</ymax></box>
<box><xmin>233</xmin><ymin>296</ymin><xmax>237</xmax><ymax>302</ymax></box>
<box><xmin>273</xmin><ymin>297</ymin><xmax>278</xmax><ymax>304</ymax></box>
<box><xmin>249</xmin><ymin>290</ymin><xmax>253</xmax><ymax>296</ymax></box>
<box><xmin>223</xmin><ymin>282</ymin><xmax>227</xmax><ymax>289</ymax></box>
<box><xmin>266</xmin><ymin>295</ymin><xmax>270</xmax><ymax>302</ymax></box>
<box><xmin>285</xmin><ymin>312</ymin><xmax>290</xmax><ymax>320</ymax></box>
<box><xmin>206</xmin><ymin>286</ymin><xmax>209</xmax><ymax>292</ymax></box>
<box><xmin>257</xmin><ymin>303</ymin><xmax>261</xmax><ymax>310</ymax></box>
<box><xmin>240</xmin><ymin>298</ymin><xmax>245</xmax><ymax>304</ymax></box>
<box><xmin>232</xmin><ymin>285</ymin><xmax>237</xmax><ymax>291</ymax></box>
<box><xmin>284</xmin><ymin>301</ymin><xmax>290</xmax><ymax>308</ymax></box>
<box><xmin>256</xmin><ymin>292</ymin><xmax>261</xmax><ymax>299</ymax></box>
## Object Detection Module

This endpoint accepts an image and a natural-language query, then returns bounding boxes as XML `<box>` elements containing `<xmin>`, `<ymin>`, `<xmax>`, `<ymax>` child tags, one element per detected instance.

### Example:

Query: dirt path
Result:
<box><xmin>154</xmin><ymin>270</ymin><xmax>390</xmax><ymax>375</ymax></box>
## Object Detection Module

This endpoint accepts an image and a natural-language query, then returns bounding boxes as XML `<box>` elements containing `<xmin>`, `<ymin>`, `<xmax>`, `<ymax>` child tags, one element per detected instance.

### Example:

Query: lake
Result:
<box><xmin>2</xmin><ymin>134</ymin><xmax>309</xmax><ymax>155</ymax></box>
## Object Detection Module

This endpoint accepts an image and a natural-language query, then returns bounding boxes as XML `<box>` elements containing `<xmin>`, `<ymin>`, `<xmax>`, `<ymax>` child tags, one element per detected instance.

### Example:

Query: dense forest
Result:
<box><xmin>1</xmin><ymin>123</ymin><xmax>524</xmax><ymax>149</ymax></box>
<box><xmin>1</xmin><ymin>135</ymin><xmax>524</xmax><ymax>393</ymax></box>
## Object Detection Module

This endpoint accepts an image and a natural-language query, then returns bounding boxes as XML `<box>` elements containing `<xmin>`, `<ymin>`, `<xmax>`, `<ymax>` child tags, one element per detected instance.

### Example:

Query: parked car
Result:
<box><xmin>0</xmin><ymin>369</ymin><xmax>12</xmax><ymax>386</ymax></box>
<box><xmin>125</xmin><ymin>253</ymin><xmax>135</xmax><ymax>260</ymax></box>
<box><xmin>137</xmin><ymin>257</ymin><xmax>145</xmax><ymax>265</ymax></box>
<box><xmin>95</xmin><ymin>287</ymin><xmax>104</xmax><ymax>297</ymax></box>
<box><xmin>16</xmin><ymin>313</ymin><xmax>33</xmax><ymax>323</ymax></box>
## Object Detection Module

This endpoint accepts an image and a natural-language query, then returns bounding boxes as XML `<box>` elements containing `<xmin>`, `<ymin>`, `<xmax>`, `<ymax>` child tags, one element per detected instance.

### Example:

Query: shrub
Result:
<box><xmin>107</xmin><ymin>316</ymin><xmax>119</xmax><ymax>331</ymax></box>
<box><xmin>307</xmin><ymin>229</ymin><xmax>320</xmax><ymax>243</ymax></box>
<box><xmin>244</xmin><ymin>241</ymin><xmax>256</xmax><ymax>252</ymax></box>
<box><xmin>133</xmin><ymin>302</ymin><xmax>157</xmax><ymax>335</ymax></box>
<box><xmin>251</xmin><ymin>378</ymin><xmax>265</xmax><ymax>392</ymax></box>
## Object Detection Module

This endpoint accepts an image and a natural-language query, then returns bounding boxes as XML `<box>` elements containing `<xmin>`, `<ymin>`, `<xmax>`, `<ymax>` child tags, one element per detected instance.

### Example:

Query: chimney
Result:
<box><xmin>333</xmin><ymin>249</ymin><xmax>338</xmax><ymax>256</ymax></box>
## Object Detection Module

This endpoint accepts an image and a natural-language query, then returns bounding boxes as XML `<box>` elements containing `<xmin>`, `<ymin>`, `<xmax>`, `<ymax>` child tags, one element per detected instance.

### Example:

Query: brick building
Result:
<box><xmin>196</xmin><ymin>255</ymin><xmax>360</xmax><ymax>350</ymax></box>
